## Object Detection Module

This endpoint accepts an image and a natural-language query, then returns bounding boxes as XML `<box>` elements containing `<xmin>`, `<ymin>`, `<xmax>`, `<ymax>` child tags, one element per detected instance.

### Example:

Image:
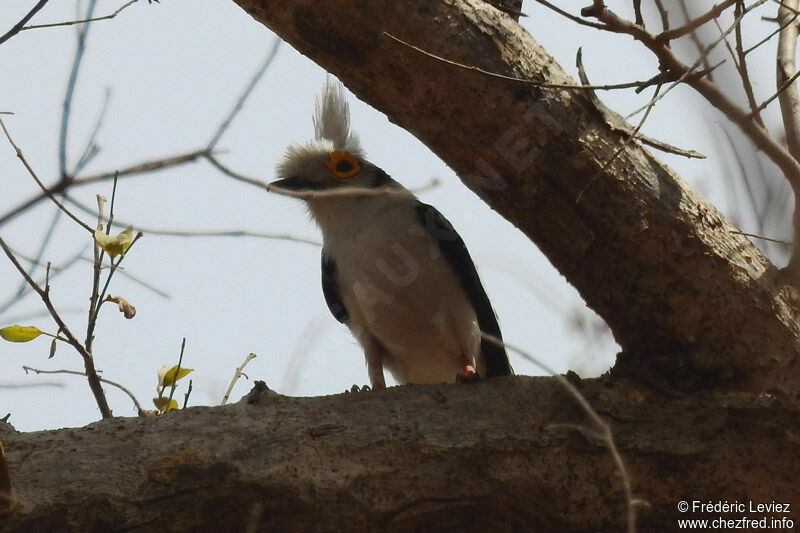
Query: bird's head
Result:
<box><xmin>271</xmin><ymin>80</ymin><xmax>394</xmax><ymax>199</ymax></box>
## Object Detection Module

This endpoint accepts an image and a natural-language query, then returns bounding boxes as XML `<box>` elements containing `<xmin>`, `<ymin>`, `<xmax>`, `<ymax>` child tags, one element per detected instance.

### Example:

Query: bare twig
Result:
<box><xmin>734</xmin><ymin>0</ymin><xmax>765</xmax><ymax>126</ymax></box>
<box><xmin>384</xmin><ymin>32</ymin><xmax>655</xmax><ymax>90</ymax></box>
<box><xmin>654</xmin><ymin>0</ymin><xmax>670</xmax><ymax>31</ymax></box>
<box><xmin>0</xmin><ymin>117</ymin><xmax>93</xmax><ymax>233</ymax></box>
<box><xmin>576</xmin><ymin>48</ymin><xmax>705</xmax><ymax>159</ymax></box>
<box><xmin>529</xmin><ymin>0</ymin><xmax>607</xmax><ymax>29</ymax></box>
<box><xmin>482</xmin><ymin>333</ymin><xmax>637</xmax><ymax>533</ymax></box>
<box><xmin>580</xmin><ymin>1</ymin><xmax>800</xmax><ymax>195</ymax></box>
<box><xmin>167</xmin><ymin>338</ymin><xmax>187</xmax><ymax>407</ymax></box>
<box><xmin>22</xmin><ymin>366</ymin><xmax>144</xmax><ymax>415</ymax></box>
<box><xmin>73</xmin><ymin>88</ymin><xmax>112</xmax><ymax>175</ymax></box>
<box><xmin>756</xmin><ymin>67</ymin><xmax>800</xmax><ymax>113</ymax></box>
<box><xmin>22</xmin><ymin>0</ymin><xmax>139</xmax><ymax>31</ymax></box>
<box><xmin>577</xmin><ymin>81</ymin><xmax>664</xmax><ymax>203</ymax></box>
<box><xmin>745</xmin><ymin>6</ymin><xmax>798</xmax><ymax>54</ymax></box>
<box><xmin>62</xmin><ymin>194</ymin><xmax>322</xmax><ymax>246</ymax></box>
<box><xmin>0</xmin><ymin>0</ymin><xmax>49</xmax><ymax>46</ymax></box>
<box><xmin>59</xmin><ymin>0</ymin><xmax>98</xmax><ymax>178</ymax></box>
<box><xmin>730</xmin><ymin>230</ymin><xmax>792</xmax><ymax>244</ymax></box>
<box><xmin>1</xmin><ymin>208</ymin><xmax>64</xmax><ymax>316</ymax></box>
<box><xmin>676</xmin><ymin>0</ymin><xmax>717</xmax><ymax>82</ymax></box>
<box><xmin>655</xmin><ymin>0</ymin><xmax>737</xmax><ymax>42</ymax></box>
<box><xmin>776</xmin><ymin>0</ymin><xmax>800</xmax><ymax>277</ymax></box>
<box><xmin>0</xmin><ymin>149</ymin><xmax>209</xmax><ymax>229</ymax></box>
<box><xmin>633</xmin><ymin>0</ymin><xmax>643</xmax><ymax>26</ymax></box>
<box><xmin>0</xmin><ymin>237</ymin><xmax>112</xmax><ymax>418</ymax></box>
<box><xmin>221</xmin><ymin>353</ymin><xmax>257</xmax><ymax>405</ymax></box>
<box><xmin>208</xmin><ymin>36</ymin><xmax>282</xmax><ymax>150</ymax></box>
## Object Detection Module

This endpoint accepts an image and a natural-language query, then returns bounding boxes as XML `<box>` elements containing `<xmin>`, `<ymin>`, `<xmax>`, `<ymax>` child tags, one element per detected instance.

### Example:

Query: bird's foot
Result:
<box><xmin>345</xmin><ymin>384</ymin><xmax>372</xmax><ymax>393</ymax></box>
<box><xmin>456</xmin><ymin>364</ymin><xmax>481</xmax><ymax>383</ymax></box>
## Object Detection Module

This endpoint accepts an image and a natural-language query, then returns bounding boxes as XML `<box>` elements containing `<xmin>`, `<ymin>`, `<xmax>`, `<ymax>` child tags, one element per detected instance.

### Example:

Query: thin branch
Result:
<box><xmin>0</xmin><ymin>117</ymin><xmax>93</xmax><ymax>233</ymax></box>
<box><xmin>581</xmin><ymin>1</ymin><xmax>800</xmax><ymax>195</ymax></box>
<box><xmin>0</xmin><ymin>240</ymin><xmax>89</xmax><ymax>320</ymax></box>
<box><xmin>2</xmin><ymin>208</ymin><xmax>64</xmax><ymax>316</ymax></box>
<box><xmin>654</xmin><ymin>0</ymin><xmax>670</xmax><ymax>32</ymax></box>
<box><xmin>208</xmin><ymin>36</ymin><xmax>282</xmax><ymax>150</ymax></box>
<box><xmin>482</xmin><ymin>333</ymin><xmax>637</xmax><ymax>533</ymax></box>
<box><xmin>730</xmin><ymin>230</ymin><xmax>792</xmax><ymax>244</ymax></box>
<box><xmin>59</xmin><ymin>0</ymin><xmax>98</xmax><ymax>178</ymax></box>
<box><xmin>61</xmin><ymin>194</ymin><xmax>321</xmax><ymax>247</ymax></box>
<box><xmin>655</xmin><ymin>0</ymin><xmax>737</xmax><ymax>42</ymax></box>
<box><xmin>221</xmin><ymin>353</ymin><xmax>257</xmax><ymax>405</ymax></box>
<box><xmin>167</xmin><ymin>338</ymin><xmax>187</xmax><ymax>407</ymax></box>
<box><xmin>0</xmin><ymin>237</ymin><xmax>112</xmax><ymax>418</ymax></box>
<box><xmin>21</xmin><ymin>0</ymin><xmax>139</xmax><ymax>31</ymax></box>
<box><xmin>529</xmin><ymin>0</ymin><xmax>607</xmax><ymax>29</ymax></box>
<box><xmin>676</xmin><ymin>0</ymin><xmax>717</xmax><ymax>82</ymax></box>
<box><xmin>93</xmin><ymin>232</ymin><xmax>143</xmax><ymax>318</ymax></box>
<box><xmin>73</xmin><ymin>87</ymin><xmax>112</xmax><ymax>175</ymax></box>
<box><xmin>578</xmin><ymin>82</ymin><xmax>664</xmax><ymax>203</ymax></box>
<box><xmin>734</xmin><ymin>0</ymin><xmax>765</xmax><ymax>126</ymax></box>
<box><xmin>384</xmin><ymin>32</ymin><xmax>655</xmax><ymax>90</ymax></box>
<box><xmin>22</xmin><ymin>366</ymin><xmax>144</xmax><ymax>415</ymax></box>
<box><xmin>745</xmin><ymin>6</ymin><xmax>798</xmax><ymax>55</ymax></box>
<box><xmin>633</xmin><ymin>0</ymin><xmax>644</xmax><ymax>26</ymax></box>
<box><xmin>0</xmin><ymin>149</ymin><xmax>210</xmax><ymax>230</ymax></box>
<box><xmin>576</xmin><ymin>48</ymin><xmax>705</xmax><ymax>159</ymax></box>
<box><xmin>757</xmin><ymin>69</ymin><xmax>800</xmax><ymax>113</ymax></box>
<box><xmin>0</xmin><ymin>0</ymin><xmax>50</xmax><ymax>46</ymax></box>
<box><xmin>776</xmin><ymin>0</ymin><xmax>800</xmax><ymax>277</ymax></box>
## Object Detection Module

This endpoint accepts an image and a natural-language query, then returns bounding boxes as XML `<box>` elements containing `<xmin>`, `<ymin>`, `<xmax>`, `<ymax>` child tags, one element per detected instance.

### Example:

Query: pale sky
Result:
<box><xmin>0</xmin><ymin>0</ymin><xmax>783</xmax><ymax>431</ymax></box>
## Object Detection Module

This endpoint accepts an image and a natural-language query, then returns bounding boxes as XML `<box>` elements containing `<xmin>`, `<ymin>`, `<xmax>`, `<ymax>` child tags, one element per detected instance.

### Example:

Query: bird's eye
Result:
<box><xmin>325</xmin><ymin>150</ymin><xmax>361</xmax><ymax>178</ymax></box>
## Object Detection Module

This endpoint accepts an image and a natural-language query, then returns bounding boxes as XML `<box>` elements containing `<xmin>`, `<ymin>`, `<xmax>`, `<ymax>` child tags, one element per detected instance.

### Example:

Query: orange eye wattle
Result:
<box><xmin>325</xmin><ymin>150</ymin><xmax>361</xmax><ymax>178</ymax></box>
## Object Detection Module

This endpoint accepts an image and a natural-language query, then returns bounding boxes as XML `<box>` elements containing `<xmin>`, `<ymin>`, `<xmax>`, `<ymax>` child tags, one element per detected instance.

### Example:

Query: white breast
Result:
<box><xmin>312</xmin><ymin>195</ymin><xmax>481</xmax><ymax>384</ymax></box>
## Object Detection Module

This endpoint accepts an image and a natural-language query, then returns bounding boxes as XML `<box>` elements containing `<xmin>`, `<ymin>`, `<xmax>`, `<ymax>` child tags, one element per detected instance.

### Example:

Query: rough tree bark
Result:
<box><xmin>2</xmin><ymin>1</ymin><xmax>799</xmax><ymax>531</ymax></box>
<box><xmin>2</xmin><ymin>380</ymin><xmax>798</xmax><ymax>531</ymax></box>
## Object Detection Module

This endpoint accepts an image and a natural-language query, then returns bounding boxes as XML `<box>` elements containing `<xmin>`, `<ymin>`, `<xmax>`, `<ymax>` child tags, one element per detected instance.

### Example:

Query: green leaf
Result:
<box><xmin>153</xmin><ymin>397</ymin><xmax>179</xmax><ymax>413</ymax></box>
<box><xmin>0</xmin><ymin>325</ymin><xmax>43</xmax><ymax>343</ymax></box>
<box><xmin>157</xmin><ymin>365</ymin><xmax>193</xmax><ymax>387</ymax></box>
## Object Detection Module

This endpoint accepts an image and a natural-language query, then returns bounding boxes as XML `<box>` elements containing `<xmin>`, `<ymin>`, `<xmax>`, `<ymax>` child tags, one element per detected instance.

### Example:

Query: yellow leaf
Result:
<box><xmin>157</xmin><ymin>365</ymin><xmax>193</xmax><ymax>387</ymax></box>
<box><xmin>94</xmin><ymin>226</ymin><xmax>133</xmax><ymax>258</ymax></box>
<box><xmin>153</xmin><ymin>397</ymin><xmax>179</xmax><ymax>413</ymax></box>
<box><xmin>0</xmin><ymin>325</ymin><xmax>43</xmax><ymax>343</ymax></box>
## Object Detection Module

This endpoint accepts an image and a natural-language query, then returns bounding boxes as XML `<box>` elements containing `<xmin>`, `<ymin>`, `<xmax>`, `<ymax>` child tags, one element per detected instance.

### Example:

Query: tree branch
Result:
<box><xmin>0</xmin><ymin>378</ymin><xmax>796</xmax><ymax>530</ymax></box>
<box><xmin>232</xmin><ymin>0</ymin><xmax>800</xmax><ymax>392</ymax></box>
<box><xmin>776</xmin><ymin>0</ymin><xmax>800</xmax><ymax>279</ymax></box>
<box><xmin>0</xmin><ymin>237</ymin><xmax>112</xmax><ymax>418</ymax></box>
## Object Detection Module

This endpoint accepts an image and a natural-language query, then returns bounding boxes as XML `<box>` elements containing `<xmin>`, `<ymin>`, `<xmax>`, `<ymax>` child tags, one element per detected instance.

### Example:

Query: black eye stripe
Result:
<box><xmin>336</xmin><ymin>160</ymin><xmax>354</xmax><ymax>173</ymax></box>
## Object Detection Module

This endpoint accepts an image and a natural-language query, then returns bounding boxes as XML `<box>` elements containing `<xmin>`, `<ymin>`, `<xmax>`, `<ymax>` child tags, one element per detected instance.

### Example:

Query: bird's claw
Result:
<box><xmin>345</xmin><ymin>384</ymin><xmax>372</xmax><ymax>393</ymax></box>
<box><xmin>456</xmin><ymin>364</ymin><xmax>481</xmax><ymax>383</ymax></box>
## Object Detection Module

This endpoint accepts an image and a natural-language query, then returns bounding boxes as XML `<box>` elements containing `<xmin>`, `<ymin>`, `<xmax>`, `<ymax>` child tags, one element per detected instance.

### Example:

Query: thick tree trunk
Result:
<box><xmin>233</xmin><ymin>0</ymin><xmax>800</xmax><ymax>392</ymax></box>
<box><xmin>1</xmin><ymin>380</ymin><xmax>797</xmax><ymax>532</ymax></box>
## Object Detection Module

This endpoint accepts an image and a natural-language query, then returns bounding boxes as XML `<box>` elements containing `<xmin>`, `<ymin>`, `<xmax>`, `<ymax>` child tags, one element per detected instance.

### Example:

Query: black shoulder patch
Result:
<box><xmin>372</xmin><ymin>168</ymin><xmax>393</xmax><ymax>188</ymax></box>
<box><xmin>321</xmin><ymin>251</ymin><xmax>349</xmax><ymax>324</ymax></box>
<box><xmin>413</xmin><ymin>202</ymin><xmax>512</xmax><ymax>377</ymax></box>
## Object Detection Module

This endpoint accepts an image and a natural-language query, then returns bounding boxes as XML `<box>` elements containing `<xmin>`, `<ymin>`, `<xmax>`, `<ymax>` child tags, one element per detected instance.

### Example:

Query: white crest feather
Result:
<box><xmin>313</xmin><ymin>79</ymin><xmax>362</xmax><ymax>155</ymax></box>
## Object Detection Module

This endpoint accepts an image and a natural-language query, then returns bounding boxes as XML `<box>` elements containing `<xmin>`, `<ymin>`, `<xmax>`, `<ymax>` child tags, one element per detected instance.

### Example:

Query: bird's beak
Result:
<box><xmin>268</xmin><ymin>176</ymin><xmax>325</xmax><ymax>199</ymax></box>
<box><xmin>269</xmin><ymin>176</ymin><xmax>310</xmax><ymax>191</ymax></box>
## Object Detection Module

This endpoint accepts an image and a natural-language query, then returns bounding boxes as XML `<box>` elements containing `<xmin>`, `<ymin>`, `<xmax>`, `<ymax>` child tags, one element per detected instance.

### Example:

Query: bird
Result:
<box><xmin>270</xmin><ymin>80</ymin><xmax>511</xmax><ymax>389</ymax></box>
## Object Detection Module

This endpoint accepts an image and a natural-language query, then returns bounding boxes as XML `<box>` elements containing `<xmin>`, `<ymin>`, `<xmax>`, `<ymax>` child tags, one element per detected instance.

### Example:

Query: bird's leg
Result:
<box><xmin>368</xmin><ymin>360</ymin><xmax>387</xmax><ymax>390</ymax></box>
<box><xmin>361</xmin><ymin>334</ymin><xmax>387</xmax><ymax>390</ymax></box>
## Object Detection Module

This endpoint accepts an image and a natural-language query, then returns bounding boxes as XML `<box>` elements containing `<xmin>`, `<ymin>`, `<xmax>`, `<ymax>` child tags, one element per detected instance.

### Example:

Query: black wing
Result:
<box><xmin>321</xmin><ymin>250</ymin><xmax>349</xmax><ymax>323</ymax></box>
<box><xmin>414</xmin><ymin>202</ymin><xmax>512</xmax><ymax>377</ymax></box>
